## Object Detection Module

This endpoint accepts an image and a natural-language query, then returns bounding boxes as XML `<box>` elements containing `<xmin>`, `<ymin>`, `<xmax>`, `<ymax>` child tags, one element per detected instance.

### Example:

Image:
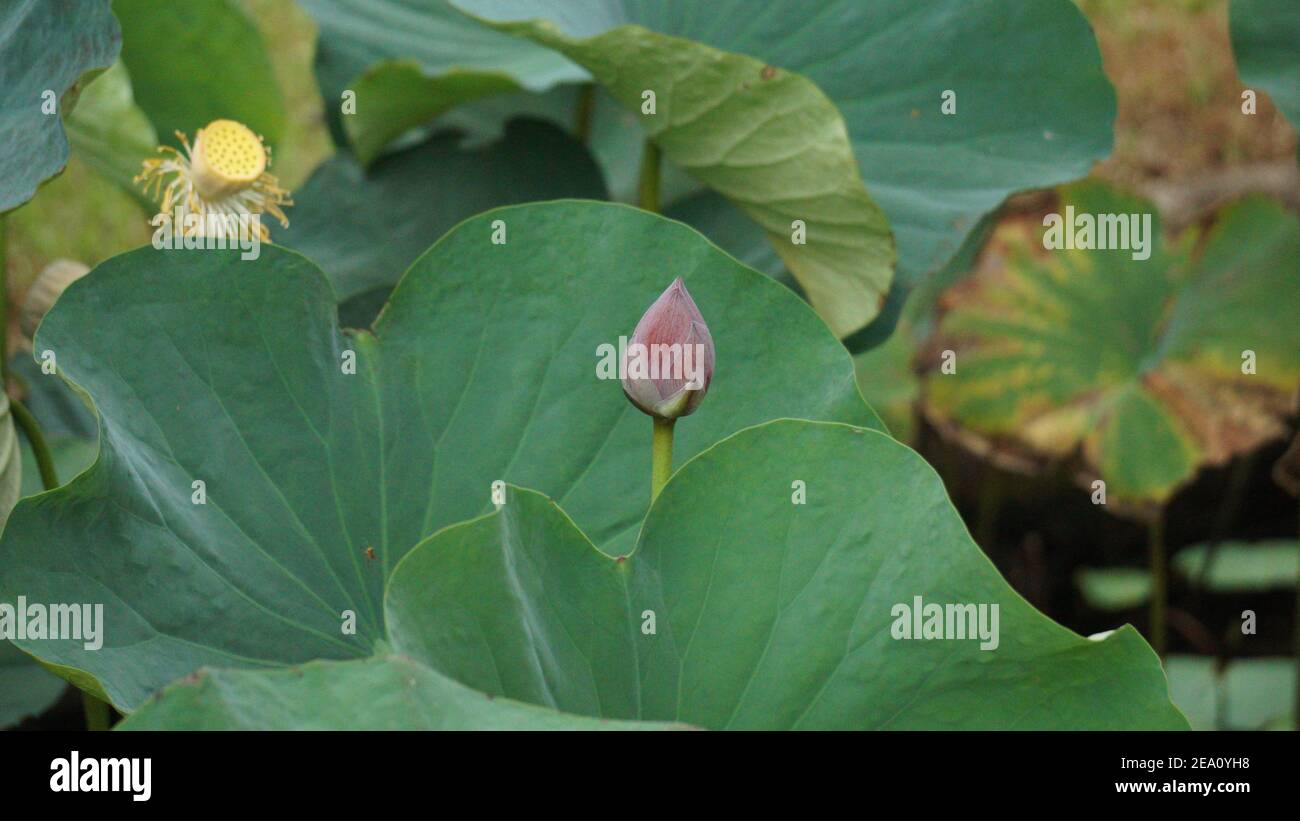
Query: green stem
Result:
<box><xmin>574</xmin><ymin>83</ymin><xmax>596</xmax><ymax>143</ymax></box>
<box><xmin>11</xmin><ymin>398</ymin><xmax>57</xmax><ymax>490</ymax></box>
<box><xmin>651</xmin><ymin>417</ymin><xmax>675</xmax><ymax>503</ymax></box>
<box><xmin>82</xmin><ymin>693</ymin><xmax>111</xmax><ymax>731</ymax></box>
<box><xmin>637</xmin><ymin>139</ymin><xmax>661</xmax><ymax>213</ymax></box>
<box><xmin>1148</xmin><ymin>510</ymin><xmax>1167</xmax><ymax>657</ymax></box>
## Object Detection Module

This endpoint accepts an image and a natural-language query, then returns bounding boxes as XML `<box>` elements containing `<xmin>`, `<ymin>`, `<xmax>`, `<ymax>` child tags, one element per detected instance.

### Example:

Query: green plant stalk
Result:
<box><xmin>637</xmin><ymin>138</ymin><xmax>661</xmax><ymax>213</ymax></box>
<box><xmin>83</xmin><ymin>695</ymin><xmax>111</xmax><ymax>731</ymax></box>
<box><xmin>574</xmin><ymin>83</ymin><xmax>596</xmax><ymax>143</ymax></box>
<box><xmin>10</xmin><ymin>399</ymin><xmax>58</xmax><ymax>490</ymax></box>
<box><xmin>1148</xmin><ymin>510</ymin><xmax>1167</xmax><ymax>657</ymax></box>
<box><xmin>651</xmin><ymin>417</ymin><xmax>674</xmax><ymax>503</ymax></box>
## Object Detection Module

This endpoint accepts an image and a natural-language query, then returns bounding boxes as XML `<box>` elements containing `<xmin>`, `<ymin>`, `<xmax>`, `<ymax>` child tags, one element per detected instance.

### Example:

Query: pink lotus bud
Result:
<box><xmin>622</xmin><ymin>278</ymin><xmax>716</xmax><ymax>420</ymax></box>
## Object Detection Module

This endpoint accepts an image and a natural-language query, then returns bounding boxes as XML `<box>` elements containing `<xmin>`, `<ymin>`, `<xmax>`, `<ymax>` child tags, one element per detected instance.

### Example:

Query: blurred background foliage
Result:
<box><xmin>1</xmin><ymin>0</ymin><xmax>1296</xmax><ymax>729</ymax></box>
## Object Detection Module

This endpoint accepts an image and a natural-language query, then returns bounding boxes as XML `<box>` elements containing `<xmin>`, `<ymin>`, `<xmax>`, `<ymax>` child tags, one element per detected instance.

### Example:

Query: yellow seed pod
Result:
<box><xmin>190</xmin><ymin>119</ymin><xmax>268</xmax><ymax>199</ymax></box>
<box><xmin>22</xmin><ymin>259</ymin><xmax>90</xmax><ymax>339</ymax></box>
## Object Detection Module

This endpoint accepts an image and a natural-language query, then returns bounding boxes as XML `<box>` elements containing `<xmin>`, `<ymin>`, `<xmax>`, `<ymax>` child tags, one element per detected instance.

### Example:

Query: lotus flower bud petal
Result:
<box><xmin>22</xmin><ymin>258</ymin><xmax>90</xmax><ymax>338</ymax></box>
<box><xmin>621</xmin><ymin>278</ymin><xmax>715</xmax><ymax>420</ymax></box>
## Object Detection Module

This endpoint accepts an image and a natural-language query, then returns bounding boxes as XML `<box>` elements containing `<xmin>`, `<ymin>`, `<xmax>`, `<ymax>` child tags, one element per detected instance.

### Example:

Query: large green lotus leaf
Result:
<box><xmin>451</xmin><ymin>0</ymin><xmax>1113</xmax><ymax>294</ymax></box>
<box><xmin>119</xmin><ymin>654</ymin><xmax>683</xmax><ymax>729</ymax></box>
<box><xmin>924</xmin><ymin>184</ymin><xmax>1300</xmax><ymax>508</ymax></box>
<box><xmin>63</xmin><ymin>60</ymin><xmax>156</xmax><ymax>209</ymax></box>
<box><xmin>113</xmin><ymin>0</ymin><xmax>286</xmax><ymax>146</ymax></box>
<box><xmin>1231</xmin><ymin>0</ymin><xmax>1300</xmax><ymax>157</ymax></box>
<box><xmin>297</xmin><ymin>0</ymin><xmax>588</xmax><ymax>149</ymax></box>
<box><xmin>278</xmin><ymin>120</ymin><xmax>609</xmax><ymax>303</ymax></box>
<box><xmin>385</xmin><ymin>421</ymin><xmax>1184</xmax><ymax>729</ymax></box>
<box><xmin>0</xmin><ymin>201</ymin><xmax>879</xmax><ymax>711</ymax></box>
<box><xmin>447</xmin><ymin>1</ymin><xmax>894</xmax><ymax>338</ymax></box>
<box><xmin>1174</xmin><ymin>540</ymin><xmax>1298</xmax><ymax>592</ymax></box>
<box><xmin>0</xmin><ymin>0</ymin><xmax>120</xmax><ymax>214</ymax></box>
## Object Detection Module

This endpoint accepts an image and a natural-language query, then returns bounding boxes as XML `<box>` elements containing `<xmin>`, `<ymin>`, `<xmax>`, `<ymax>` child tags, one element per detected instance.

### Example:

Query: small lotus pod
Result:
<box><xmin>189</xmin><ymin>119</ymin><xmax>270</xmax><ymax>200</ymax></box>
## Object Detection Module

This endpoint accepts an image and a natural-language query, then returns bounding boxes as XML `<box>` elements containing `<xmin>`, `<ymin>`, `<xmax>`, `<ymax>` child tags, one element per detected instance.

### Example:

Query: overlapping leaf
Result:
<box><xmin>0</xmin><ymin>201</ymin><xmax>880</xmax><ymax>711</ymax></box>
<box><xmin>0</xmin><ymin>0</ymin><xmax>120</xmax><ymax>213</ymax></box>
<box><xmin>63</xmin><ymin>60</ymin><xmax>157</xmax><ymax>207</ymax></box>
<box><xmin>923</xmin><ymin>183</ymin><xmax>1300</xmax><ymax>508</ymax></box>
<box><xmin>113</xmin><ymin>0</ymin><xmax>286</xmax><ymax>147</ymax></box>
<box><xmin>298</xmin><ymin>0</ymin><xmax>588</xmax><ymax>150</ymax></box>
<box><xmin>448</xmin><ymin>0</ymin><xmax>895</xmax><ymax>337</ymax></box>
<box><xmin>300</xmin><ymin>0</ymin><xmax>895</xmax><ymax>336</ymax></box>
<box><xmin>384</xmin><ymin>422</ymin><xmax>1184</xmax><ymax>729</ymax></box>
<box><xmin>120</xmin><ymin>654</ymin><xmax>682</xmax><ymax>729</ymax></box>
<box><xmin>279</xmin><ymin>120</ymin><xmax>608</xmax><ymax>304</ymax></box>
<box><xmin>451</xmin><ymin>0</ymin><xmax>1114</xmax><ymax>295</ymax></box>
<box><xmin>131</xmin><ymin>422</ymin><xmax>1186</xmax><ymax>729</ymax></box>
<box><xmin>297</xmin><ymin>1</ymin><xmax>1117</xmax><ymax>337</ymax></box>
